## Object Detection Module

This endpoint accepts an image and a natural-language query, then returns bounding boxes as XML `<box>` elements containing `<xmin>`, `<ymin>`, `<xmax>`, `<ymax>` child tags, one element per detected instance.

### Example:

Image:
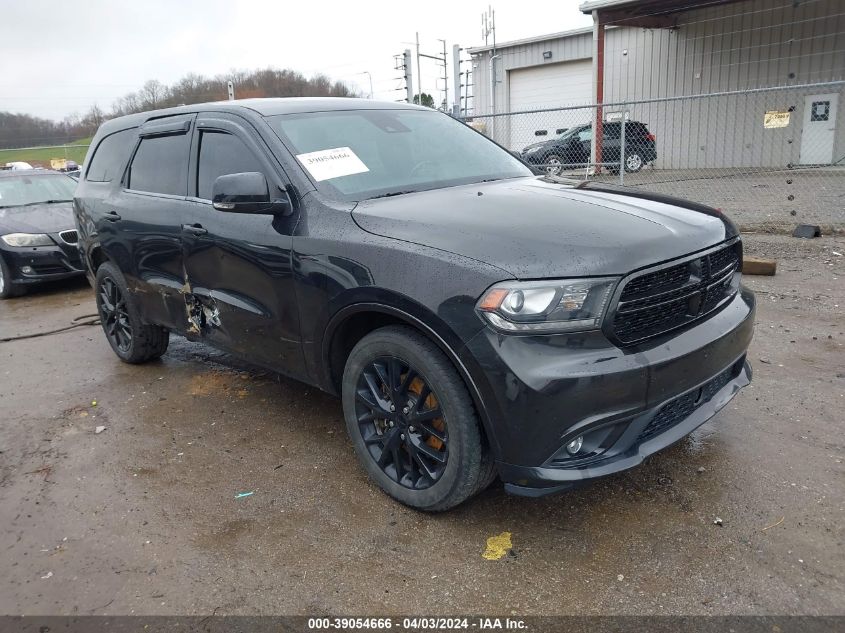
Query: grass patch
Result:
<box><xmin>0</xmin><ymin>137</ymin><xmax>92</xmax><ymax>167</ymax></box>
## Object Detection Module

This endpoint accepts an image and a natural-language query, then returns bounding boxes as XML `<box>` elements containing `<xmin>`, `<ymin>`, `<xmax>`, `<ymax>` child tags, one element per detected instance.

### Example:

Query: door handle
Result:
<box><xmin>181</xmin><ymin>223</ymin><xmax>208</xmax><ymax>236</ymax></box>
<box><xmin>104</xmin><ymin>210</ymin><xmax>121</xmax><ymax>222</ymax></box>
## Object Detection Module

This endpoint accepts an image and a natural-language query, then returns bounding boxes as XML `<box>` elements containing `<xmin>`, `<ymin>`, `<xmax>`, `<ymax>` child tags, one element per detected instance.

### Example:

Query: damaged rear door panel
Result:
<box><xmin>180</xmin><ymin>113</ymin><xmax>307</xmax><ymax>379</ymax></box>
<box><xmin>106</xmin><ymin>114</ymin><xmax>197</xmax><ymax>332</ymax></box>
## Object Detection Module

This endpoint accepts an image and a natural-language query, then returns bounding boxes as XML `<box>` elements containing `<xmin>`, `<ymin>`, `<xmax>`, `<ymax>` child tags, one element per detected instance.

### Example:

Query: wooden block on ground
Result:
<box><xmin>743</xmin><ymin>256</ymin><xmax>777</xmax><ymax>276</ymax></box>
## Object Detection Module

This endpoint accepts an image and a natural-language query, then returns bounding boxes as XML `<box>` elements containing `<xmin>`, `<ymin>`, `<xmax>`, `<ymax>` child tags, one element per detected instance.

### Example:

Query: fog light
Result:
<box><xmin>21</xmin><ymin>266</ymin><xmax>34</xmax><ymax>274</ymax></box>
<box><xmin>566</xmin><ymin>436</ymin><xmax>583</xmax><ymax>455</ymax></box>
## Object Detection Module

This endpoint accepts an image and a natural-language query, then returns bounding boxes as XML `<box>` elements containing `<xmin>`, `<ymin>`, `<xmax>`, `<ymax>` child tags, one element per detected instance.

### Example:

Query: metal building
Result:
<box><xmin>468</xmin><ymin>0</ymin><xmax>844</xmax><ymax>168</ymax></box>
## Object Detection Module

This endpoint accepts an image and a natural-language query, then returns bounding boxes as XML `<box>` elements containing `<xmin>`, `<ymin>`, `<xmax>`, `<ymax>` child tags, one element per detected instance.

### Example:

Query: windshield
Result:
<box><xmin>267</xmin><ymin>109</ymin><xmax>532</xmax><ymax>201</ymax></box>
<box><xmin>0</xmin><ymin>173</ymin><xmax>76</xmax><ymax>208</ymax></box>
<box><xmin>558</xmin><ymin>125</ymin><xmax>590</xmax><ymax>140</ymax></box>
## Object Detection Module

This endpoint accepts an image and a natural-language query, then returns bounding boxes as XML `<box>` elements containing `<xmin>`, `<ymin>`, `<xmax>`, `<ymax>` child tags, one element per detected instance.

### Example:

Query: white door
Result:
<box><xmin>799</xmin><ymin>93</ymin><xmax>838</xmax><ymax>164</ymax></box>
<box><xmin>507</xmin><ymin>59</ymin><xmax>593</xmax><ymax>151</ymax></box>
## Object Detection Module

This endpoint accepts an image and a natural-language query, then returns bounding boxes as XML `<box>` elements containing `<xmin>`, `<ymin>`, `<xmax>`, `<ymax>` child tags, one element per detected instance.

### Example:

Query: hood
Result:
<box><xmin>0</xmin><ymin>201</ymin><xmax>75</xmax><ymax>235</ymax></box>
<box><xmin>521</xmin><ymin>140</ymin><xmax>554</xmax><ymax>153</ymax></box>
<box><xmin>352</xmin><ymin>177</ymin><xmax>736</xmax><ymax>279</ymax></box>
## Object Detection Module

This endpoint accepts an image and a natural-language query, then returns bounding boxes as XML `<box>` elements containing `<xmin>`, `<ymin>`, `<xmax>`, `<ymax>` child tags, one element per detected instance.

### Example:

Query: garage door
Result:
<box><xmin>508</xmin><ymin>59</ymin><xmax>593</xmax><ymax>151</ymax></box>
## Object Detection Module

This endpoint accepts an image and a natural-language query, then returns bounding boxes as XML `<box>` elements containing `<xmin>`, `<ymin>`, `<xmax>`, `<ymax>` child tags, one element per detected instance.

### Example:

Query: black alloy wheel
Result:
<box><xmin>98</xmin><ymin>276</ymin><xmax>132</xmax><ymax>353</ymax></box>
<box><xmin>94</xmin><ymin>261</ymin><xmax>169</xmax><ymax>363</ymax></box>
<box><xmin>354</xmin><ymin>356</ymin><xmax>449</xmax><ymax>489</ymax></box>
<box><xmin>342</xmin><ymin>325</ymin><xmax>491</xmax><ymax>511</ymax></box>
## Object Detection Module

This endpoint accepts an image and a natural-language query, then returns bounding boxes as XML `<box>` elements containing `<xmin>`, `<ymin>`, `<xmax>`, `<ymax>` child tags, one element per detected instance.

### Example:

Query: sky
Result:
<box><xmin>0</xmin><ymin>0</ymin><xmax>591</xmax><ymax>122</ymax></box>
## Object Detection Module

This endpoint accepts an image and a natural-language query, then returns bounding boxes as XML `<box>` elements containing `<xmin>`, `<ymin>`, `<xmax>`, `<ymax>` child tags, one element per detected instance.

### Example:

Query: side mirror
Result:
<box><xmin>211</xmin><ymin>172</ymin><xmax>291</xmax><ymax>215</ymax></box>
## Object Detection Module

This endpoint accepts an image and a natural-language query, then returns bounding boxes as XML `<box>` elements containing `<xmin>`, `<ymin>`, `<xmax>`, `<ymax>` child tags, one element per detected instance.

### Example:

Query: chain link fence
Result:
<box><xmin>465</xmin><ymin>81</ymin><xmax>845</xmax><ymax>233</ymax></box>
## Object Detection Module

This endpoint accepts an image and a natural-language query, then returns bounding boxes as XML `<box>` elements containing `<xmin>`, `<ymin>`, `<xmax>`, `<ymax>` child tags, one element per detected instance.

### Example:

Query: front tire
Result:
<box><xmin>95</xmin><ymin>262</ymin><xmax>169</xmax><ymax>363</ymax></box>
<box><xmin>544</xmin><ymin>154</ymin><xmax>564</xmax><ymax>176</ymax></box>
<box><xmin>342</xmin><ymin>326</ymin><xmax>487</xmax><ymax>511</ymax></box>
<box><xmin>0</xmin><ymin>255</ymin><xmax>25</xmax><ymax>299</ymax></box>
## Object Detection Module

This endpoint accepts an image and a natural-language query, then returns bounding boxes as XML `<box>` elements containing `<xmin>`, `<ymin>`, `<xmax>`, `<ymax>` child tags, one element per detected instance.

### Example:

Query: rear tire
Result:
<box><xmin>95</xmin><ymin>262</ymin><xmax>169</xmax><ymax>363</ymax></box>
<box><xmin>342</xmin><ymin>325</ymin><xmax>488</xmax><ymax>511</ymax></box>
<box><xmin>624</xmin><ymin>151</ymin><xmax>644</xmax><ymax>173</ymax></box>
<box><xmin>0</xmin><ymin>255</ymin><xmax>25</xmax><ymax>299</ymax></box>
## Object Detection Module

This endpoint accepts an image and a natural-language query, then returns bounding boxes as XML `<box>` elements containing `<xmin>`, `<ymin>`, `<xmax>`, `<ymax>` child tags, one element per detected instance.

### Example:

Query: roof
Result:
<box><xmin>95</xmin><ymin>97</ymin><xmax>425</xmax><ymax>137</ymax></box>
<box><xmin>0</xmin><ymin>169</ymin><xmax>61</xmax><ymax>179</ymax></box>
<box><xmin>579</xmin><ymin>0</ymin><xmax>643</xmax><ymax>11</ymax></box>
<box><xmin>467</xmin><ymin>26</ymin><xmax>593</xmax><ymax>54</ymax></box>
<box><xmin>580</xmin><ymin>0</ymin><xmax>742</xmax><ymax>14</ymax></box>
<box><xmin>0</xmin><ymin>168</ymin><xmax>61</xmax><ymax>178</ymax></box>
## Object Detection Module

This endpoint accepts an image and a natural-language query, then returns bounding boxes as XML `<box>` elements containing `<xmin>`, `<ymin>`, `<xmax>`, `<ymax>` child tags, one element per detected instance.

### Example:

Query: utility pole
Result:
<box><xmin>464</xmin><ymin>67</ymin><xmax>472</xmax><ymax>116</ymax></box>
<box><xmin>439</xmin><ymin>39</ymin><xmax>448</xmax><ymax>111</ymax></box>
<box><xmin>452</xmin><ymin>44</ymin><xmax>462</xmax><ymax>116</ymax></box>
<box><xmin>416</xmin><ymin>35</ymin><xmax>448</xmax><ymax>109</ymax></box>
<box><xmin>404</xmin><ymin>49</ymin><xmax>413</xmax><ymax>104</ymax></box>
<box><xmin>415</xmin><ymin>32</ymin><xmax>422</xmax><ymax>103</ymax></box>
<box><xmin>481</xmin><ymin>6</ymin><xmax>497</xmax><ymax>113</ymax></box>
<box><xmin>393</xmin><ymin>50</ymin><xmax>414</xmax><ymax>103</ymax></box>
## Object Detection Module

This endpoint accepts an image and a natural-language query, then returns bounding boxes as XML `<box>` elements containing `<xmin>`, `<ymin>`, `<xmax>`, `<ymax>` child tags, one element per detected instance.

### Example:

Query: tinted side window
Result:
<box><xmin>128</xmin><ymin>134</ymin><xmax>189</xmax><ymax>196</ymax></box>
<box><xmin>196</xmin><ymin>131</ymin><xmax>265</xmax><ymax>200</ymax></box>
<box><xmin>626</xmin><ymin>123</ymin><xmax>649</xmax><ymax>139</ymax></box>
<box><xmin>86</xmin><ymin>128</ymin><xmax>136</xmax><ymax>182</ymax></box>
<box><xmin>603</xmin><ymin>123</ymin><xmax>621</xmax><ymax>139</ymax></box>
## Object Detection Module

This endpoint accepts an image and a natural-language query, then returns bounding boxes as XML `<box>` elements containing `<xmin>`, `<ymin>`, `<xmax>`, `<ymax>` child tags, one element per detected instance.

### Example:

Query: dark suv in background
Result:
<box><xmin>75</xmin><ymin>98</ymin><xmax>753</xmax><ymax>510</ymax></box>
<box><xmin>521</xmin><ymin>121</ymin><xmax>657</xmax><ymax>175</ymax></box>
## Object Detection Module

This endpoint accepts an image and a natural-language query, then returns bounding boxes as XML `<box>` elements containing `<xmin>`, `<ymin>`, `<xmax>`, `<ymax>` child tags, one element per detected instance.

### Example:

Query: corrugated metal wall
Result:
<box><xmin>469</xmin><ymin>0</ymin><xmax>845</xmax><ymax>168</ymax></box>
<box><xmin>469</xmin><ymin>29</ymin><xmax>594</xmax><ymax>116</ymax></box>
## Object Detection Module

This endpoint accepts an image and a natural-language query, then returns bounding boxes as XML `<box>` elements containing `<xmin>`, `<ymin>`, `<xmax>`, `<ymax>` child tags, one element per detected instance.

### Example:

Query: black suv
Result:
<box><xmin>521</xmin><ymin>121</ymin><xmax>657</xmax><ymax>175</ymax></box>
<box><xmin>75</xmin><ymin>99</ymin><xmax>754</xmax><ymax>510</ymax></box>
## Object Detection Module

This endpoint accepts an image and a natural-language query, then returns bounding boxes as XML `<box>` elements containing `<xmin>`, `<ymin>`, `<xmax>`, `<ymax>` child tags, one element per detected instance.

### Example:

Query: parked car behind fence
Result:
<box><xmin>521</xmin><ymin>121</ymin><xmax>657</xmax><ymax>175</ymax></box>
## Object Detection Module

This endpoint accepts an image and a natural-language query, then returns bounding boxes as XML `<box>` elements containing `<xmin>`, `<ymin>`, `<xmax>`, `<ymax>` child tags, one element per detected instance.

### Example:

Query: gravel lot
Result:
<box><xmin>0</xmin><ymin>233</ymin><xmax>843</xmax><ymax>616</ymax></box>
<box><xmin>571</xmin><ymin>168</ymin><xmax>845</xmax><ymax>234</ymax></box>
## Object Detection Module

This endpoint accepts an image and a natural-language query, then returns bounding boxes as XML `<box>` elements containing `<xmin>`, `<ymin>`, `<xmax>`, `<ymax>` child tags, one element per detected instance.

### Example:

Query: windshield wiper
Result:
<box><xmin>366</xmin><ymin>190</ymin><xmax>418</xmax><ymax>200</ymax></box>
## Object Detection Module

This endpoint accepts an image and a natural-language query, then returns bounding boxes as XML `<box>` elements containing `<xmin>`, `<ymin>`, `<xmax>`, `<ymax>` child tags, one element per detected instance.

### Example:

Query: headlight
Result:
<box><xmin>477</xmin><ymin>278</ymin><xmax>618</xmax><ymax>333</ymax></box>
<box><xmin>1</xmin><ymin>233</ymin><xmax>54</xmax><ymax>247</ymax></box>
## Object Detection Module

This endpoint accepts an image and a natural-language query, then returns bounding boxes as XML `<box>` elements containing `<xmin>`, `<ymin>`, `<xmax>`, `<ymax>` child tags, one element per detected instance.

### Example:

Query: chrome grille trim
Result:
<box><xmin>58</xmin><ymin>229</ymin><xmax>78</xmax><ymax>245</ymax></box>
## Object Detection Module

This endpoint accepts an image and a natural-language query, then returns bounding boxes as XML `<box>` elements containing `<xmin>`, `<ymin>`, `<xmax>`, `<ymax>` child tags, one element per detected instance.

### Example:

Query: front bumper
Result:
<box><xmin>461</xmin><ymin>287</ymin><xmax>755</xmax><ymax>496</ymax></box>
<box><xmin>0</xmin><ymin>235</ymin><xmax>84</xmax><ymax>285</ymax></box>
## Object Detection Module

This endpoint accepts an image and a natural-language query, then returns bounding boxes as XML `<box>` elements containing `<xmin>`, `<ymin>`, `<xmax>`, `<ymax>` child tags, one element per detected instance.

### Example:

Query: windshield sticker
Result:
<box><xmin>295</xmin><ymin>147</ymin><xmax>369</xmax><ymax>182</ymax></box>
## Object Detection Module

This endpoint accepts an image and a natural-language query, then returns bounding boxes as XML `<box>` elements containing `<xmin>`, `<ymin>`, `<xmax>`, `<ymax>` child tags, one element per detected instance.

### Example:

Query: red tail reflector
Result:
<box><xmin>647</xmin><ymin>133</ymin><xmax>656</xmax><ymax>141</ymax></box>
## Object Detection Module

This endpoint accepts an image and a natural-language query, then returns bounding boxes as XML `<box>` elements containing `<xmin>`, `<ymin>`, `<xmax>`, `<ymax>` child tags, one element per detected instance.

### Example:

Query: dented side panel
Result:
<box><xmin>180</xmin><ymin>201</ymin><xmax>307</xmax><ymax>380</ymax></box>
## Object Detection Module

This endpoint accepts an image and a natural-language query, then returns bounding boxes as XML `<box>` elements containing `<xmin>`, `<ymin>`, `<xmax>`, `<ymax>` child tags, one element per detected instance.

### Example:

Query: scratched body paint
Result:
<box><xmin>482</xmin><ymin>531</ymin><xmax>512</xmax><ymax>560</ymax></box>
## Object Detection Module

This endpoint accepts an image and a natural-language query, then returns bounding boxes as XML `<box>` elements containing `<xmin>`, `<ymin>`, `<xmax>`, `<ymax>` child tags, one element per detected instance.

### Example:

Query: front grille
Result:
<box><xmin>637</xmin><ymin>360</ymin><xmax>741</xmax><ymax>443</ymax></box>
<box><xmin>610</xmin><ymin>241</ymin><xmax>741</xmax><ymax>344</ymax></box>
<box><xmin>58</xmin><ymin>229</ymin><xmax>78</xmax><ymax>245</ymax></box>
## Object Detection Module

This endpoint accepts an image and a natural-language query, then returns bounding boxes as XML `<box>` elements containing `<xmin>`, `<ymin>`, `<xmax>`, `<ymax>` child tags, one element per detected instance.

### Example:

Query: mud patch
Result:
<box><xmin>188</xmin><ymin>371</ymin><xmax>241</xmax><ymax>397</ymax></box>
<box><xmin>194</xmin><ymin>518</ymin><xmax>256</xmax><ymax>551</ymax></box>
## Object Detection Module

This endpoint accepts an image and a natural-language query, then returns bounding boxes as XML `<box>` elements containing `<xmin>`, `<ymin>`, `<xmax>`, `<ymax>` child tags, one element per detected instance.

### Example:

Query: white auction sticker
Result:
<box><xmin>296</xmin><ymin>147</ymin><xmax>369</xmax><ymax>182</ymax></box>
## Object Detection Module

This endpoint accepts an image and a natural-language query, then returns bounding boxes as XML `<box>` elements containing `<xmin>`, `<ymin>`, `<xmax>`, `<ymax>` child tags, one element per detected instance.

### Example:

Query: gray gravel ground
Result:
<box><xmin>572</xmin><ymin>168</ymin><xmax>845</xmax><ymax>233</ymax></box>
<box><xmin>0</xmin><ymin>233</ymin><xmax>843</xmax><ymax>616</ymax></box>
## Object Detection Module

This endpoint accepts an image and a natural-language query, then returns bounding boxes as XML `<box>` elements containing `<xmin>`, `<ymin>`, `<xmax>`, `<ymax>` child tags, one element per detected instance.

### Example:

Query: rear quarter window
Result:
<box><xmin>86</xmin><ymin>128</ymin><xmax>137</xmax><ymax>182</ymax></box>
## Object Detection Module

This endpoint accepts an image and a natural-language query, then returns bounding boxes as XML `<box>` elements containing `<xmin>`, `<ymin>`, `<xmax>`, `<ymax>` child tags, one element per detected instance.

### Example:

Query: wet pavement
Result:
<box><xmin>0</xmin><ymin>234</ymin><xmax>843</xmax><ymax>616</ymax></box>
